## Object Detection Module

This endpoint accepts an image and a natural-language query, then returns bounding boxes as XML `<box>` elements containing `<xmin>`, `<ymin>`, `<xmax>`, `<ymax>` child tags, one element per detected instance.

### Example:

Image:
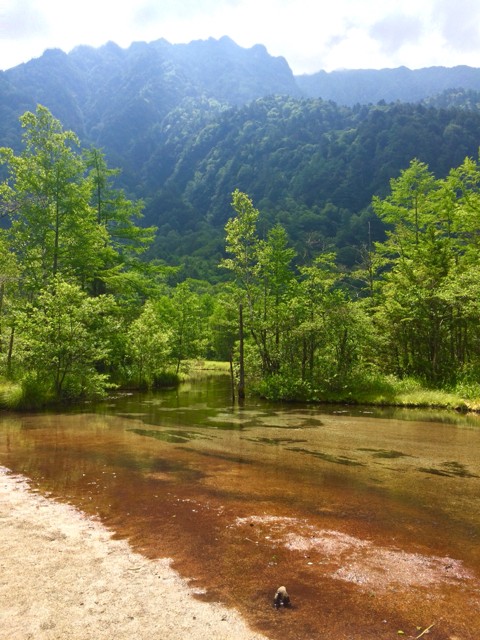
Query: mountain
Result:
<box><xmin>141</xmin><ymin>95</ymin><xmax>480</xmax><ymax>277</ymax></box>
<box><xmin>3</xmin><ymin>38</ymin><xmax>480</xmax><ymax>279</ymax></box>
<box><xmin>1</xmin><ymin>37</ymin><xmax>299</xmax><ymax>139</ymax></box>
<box><xmin>296</xmin><ymin>65</ymin><xmax>480</xmax><ymax>106</ymax></box>
<box><xmin>0</xmin><ymin>37</ymin><xmax>301</xmax><ymax>187</ymax></box>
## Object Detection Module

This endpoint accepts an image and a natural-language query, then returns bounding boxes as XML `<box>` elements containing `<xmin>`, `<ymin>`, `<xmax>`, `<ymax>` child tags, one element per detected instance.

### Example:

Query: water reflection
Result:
<box><xmin>1</xmin><ymin>375</ymin><xmax>480</xmax><ymax>639</ymax></box>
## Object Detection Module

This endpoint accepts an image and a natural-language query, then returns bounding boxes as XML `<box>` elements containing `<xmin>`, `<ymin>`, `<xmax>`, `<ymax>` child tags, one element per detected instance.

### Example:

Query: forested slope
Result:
<box><xmin>3</xmin><ymin>39</ymin><xmax>480</xmax><ymax>278</ymax></box>
<box><xmin>143</xmin><ymin>96</ymin><xmax>480</xmax><ymax>277</ymax></box>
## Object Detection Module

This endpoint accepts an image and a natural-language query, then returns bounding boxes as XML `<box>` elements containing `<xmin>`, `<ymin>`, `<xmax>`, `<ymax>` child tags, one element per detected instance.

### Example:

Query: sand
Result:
<box><xmin>0</xmin><ymin>466</ymin><xmax>267</xmax><ymax>640</ymax></box>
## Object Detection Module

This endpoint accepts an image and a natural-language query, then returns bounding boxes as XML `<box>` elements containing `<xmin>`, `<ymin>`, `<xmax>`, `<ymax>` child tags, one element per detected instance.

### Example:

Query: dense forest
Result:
<box><xmin>2</xmin><ymin>105</ymin><xmax>480</xmax><ymax>409</ymax></box>
<box><xmin>143</xmin><ymin>95</ymin><xmax>480</xmax><ymax>279</ymax></box>
<box><xmin>3</xmin><ymin>39</ymin><xmax>480</xmax><ymax>282</ymax></box>
<box><xmin>3</xmin><ymin>40</ymin><xmax>480</xmax><ymax>408</ymax></box>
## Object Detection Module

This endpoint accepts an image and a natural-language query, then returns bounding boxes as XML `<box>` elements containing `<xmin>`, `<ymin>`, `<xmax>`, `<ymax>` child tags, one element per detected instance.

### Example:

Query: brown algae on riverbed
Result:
<box><xmin>1</xmin><ymin>388</ymin><xmax>480</xmax><ymax>639</ymax></box>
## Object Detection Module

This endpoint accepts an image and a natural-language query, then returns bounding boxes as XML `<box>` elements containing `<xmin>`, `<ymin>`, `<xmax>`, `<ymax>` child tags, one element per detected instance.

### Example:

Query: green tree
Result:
<box><xmin>221</xmin><ymin>189</ymin><xmax>261</xmax><ymax>306</ymax></box>
<box><xmin>372</xmin><ymin>156</ymin><xmax>480</xmax><ymax>385</ymax></box>
<box><xmin>221</xmin><ymin>190</ymin><xmax>298</xmax><ymax>377</ymax></box>
<box><xmin>0</xmin><ymin>106</ymin><xmax>106</xmax><ymax>295</ymax></box>
<box><xmin>84</xmin><ymin>147</ymin><xmax>157</xmax><ymax>297</ymax></box>
<box><xmin>257</xmin><ymin>224</ymin><xmax>296</xmax><ymax>363</ymax></box>
<box><xmin>126</xmin><ymin>300</ymin><xmax>171</xmax><ymax>388</ymax></box>
<box><xmin>155</xmin><ymin>282</ymin><xmax>208</xmax><ymax>374</ymax></box>
<box><xmin>15</xmin><ymin>279</ymin><xmax>118</xmax><ymax>400</ymax></box>
<box><xmin>0</xmin><ymin>235</ymin><xmax>19</xmax><ymax>374</ymax></box>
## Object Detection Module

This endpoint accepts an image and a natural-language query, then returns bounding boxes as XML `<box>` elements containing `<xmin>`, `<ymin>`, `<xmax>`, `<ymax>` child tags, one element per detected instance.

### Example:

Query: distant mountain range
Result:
<box><xmin>297</xmin><ymin>65</ymin><xmax>480</xmax><ymax>105</ymax></box>
<box><xmin>3</xmin><ymin>37</ymin><xmax>480</xmax><ymax>278</ymax></box>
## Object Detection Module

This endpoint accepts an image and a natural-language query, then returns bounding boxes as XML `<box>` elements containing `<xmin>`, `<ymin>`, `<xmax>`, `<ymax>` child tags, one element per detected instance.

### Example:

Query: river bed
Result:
<box><xmin>1</xmin><ymin>375</ymin><xmax>479</xmax><ymax>639</ymax></box>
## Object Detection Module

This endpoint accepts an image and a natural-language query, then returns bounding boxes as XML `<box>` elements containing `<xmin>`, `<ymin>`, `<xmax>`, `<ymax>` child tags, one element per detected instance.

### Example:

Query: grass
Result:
<box><xmin>314</xmin><ymin>375</ymin><xmax>477</xmax><ymax>412</ymax></box>
<box><xmin>188</xmin><ymin>360</ymin><xmax>231</xmax><ymax>372</ymax></box>
<box><xmin>0</xmin><ymin>381</ymin><xmax>25</xmax><ymax>410</ymax></box>
<box><xmin>2</xmin><ymin>366</ymin><xmax>480</xmax><ymax>414</ymax></box>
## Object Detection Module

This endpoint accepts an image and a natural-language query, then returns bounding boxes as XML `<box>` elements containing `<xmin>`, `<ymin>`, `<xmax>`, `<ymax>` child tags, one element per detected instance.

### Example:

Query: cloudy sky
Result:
<box><xmin>1</xmin><ymin>0</ymin><xmax>480</xmax><ymax>74</ymax></box>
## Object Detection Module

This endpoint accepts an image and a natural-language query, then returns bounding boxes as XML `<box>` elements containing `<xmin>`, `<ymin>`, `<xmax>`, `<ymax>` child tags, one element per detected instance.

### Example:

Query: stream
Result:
<box><xmin>1</xmin><ymin>373</ymin><xmax>479</xmax><ymax>639</ymax></box>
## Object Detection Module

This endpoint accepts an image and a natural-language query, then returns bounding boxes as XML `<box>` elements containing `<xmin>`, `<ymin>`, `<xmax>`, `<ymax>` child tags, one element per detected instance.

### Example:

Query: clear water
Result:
<box><xmin>1</xmin><ymin>374</ymin><xmax>479</xmax><ymax>639</ymax></box>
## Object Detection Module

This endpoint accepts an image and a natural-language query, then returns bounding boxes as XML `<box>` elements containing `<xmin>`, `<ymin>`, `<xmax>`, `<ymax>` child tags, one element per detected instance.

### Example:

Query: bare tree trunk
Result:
<box><xmin>229</xmin><ymin>353</ymin><xmax>235</xmax><ymax>403</ymax></box>
<box><xmin>238</xmin><ymin>303</ymin><xmax>245</xmax><ymax>402</ymax></box>
<box><xmin>0</xmin><ymin>282</ymin><xmax>4</xmax><ymax>353</ymax></box>
<box><xmin>6</xmin><ymin>325</ymin><xmax>15</xmax><ymax>376</ymax></box>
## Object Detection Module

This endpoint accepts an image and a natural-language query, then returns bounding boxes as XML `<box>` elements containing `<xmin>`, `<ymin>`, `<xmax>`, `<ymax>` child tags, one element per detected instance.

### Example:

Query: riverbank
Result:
<box><xmin>2</xmin><ymin>365</ymin><xmax>480</xmax><ymax>413</ymax></box>
<box><xmin>0</xmin><ymin>466</ymin><xmax>266</xmax><ymax>640</ymax></box>
<box><xmin>255</xmin><ymin>372</ymin><xmax>480</xmax><ymax>412</ymax></box>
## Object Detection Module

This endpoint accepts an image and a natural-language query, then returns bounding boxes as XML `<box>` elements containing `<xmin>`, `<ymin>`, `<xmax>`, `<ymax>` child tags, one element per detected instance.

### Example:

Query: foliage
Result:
<box><xmin>14</xmin><ymin>279</ymin><xmax>118</xmax><ymax>400</ymax></box>
<box><xmin>221</xmin><ymin>191</ymin><xmax>380</xmax><ymax>397</ymax></box>
<box><xmin>153</xmin><ymin>282</ymin><xmax>210</xmax><ymax>374</ymax></box>
<box><xmin>5</xmin><ymin>45</ymin><xmax>480</xmax><ymax>279</ymax></box>
<box><xmin>84</xmin><ymin>146</ymin><xmax>157</xmax><ymax>298</ymax></box>
<box><xmin>125</xmin><ymin>300</ymin><xmax>172</xmax><ymax>388</ymax></box>
<box><xmin>371</xmin><ymin>157</ymin><xmax>480</xmax><ymax>386</ymax></box>
<box><xmin>3</xmin><ymin>101</ymin><xmax>480</xmax><ymax>408</ymax></box>
<box><xmin>0</xmin><ymin>106</ymin><xmax>106</xmax><ymax>295</ymax></box>
<box><xmin>0</xmin><ymin>107</ymin><xmax>156</xmax><ymax>402</ymax></box>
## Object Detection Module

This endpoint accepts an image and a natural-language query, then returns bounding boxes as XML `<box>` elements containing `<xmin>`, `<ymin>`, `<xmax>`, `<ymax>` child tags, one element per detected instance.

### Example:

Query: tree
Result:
<box><xmin>0</xmin><ymin>235</ymin><xmax>19</xmax><ymax>375</ymax></box>
<box><xmin>0</xmin><ymin>107</ymin><xmax>159</xmax><ymax>398</ymax></box>
<box><xmin>155</xmin><ymin>282</ymin><xmax>208</xmax><ymax>374</ymax></box>
<box><xmin>15</xmin><ymin>279</ymin><xmax>118</xmax><ymax>399</ymax></box>
<box><xmin>84</xmin><ymin>147</ymin><xmax>157</xmax><ymax>297</ymax></box>
<box><xmin>126</xmin><ymin>301</ymin><xmax>171</xmax><ymax>388</ymax></box>
<box><xmin>0</xmin><ymin>106</ymin><xmax>106</xmax><ymax>295</ymax></box>
<box><xmin>372</xmin><ymin>156</ymin><xmax>480</xmax><ymax>385</ymax></box>
<box><xmin>221</xmin><ymin>190</ymin><xmax>262</xmax><ymax>388</ymax></box>
<box><xmin>257</xmin><ymin>223</ymin><xmax>296</xmax><ymax>361</ymax></box>
<box><xmin>221</xmin><ymin>189</ymin><xmax>261</xmax><ymax>306</ymax></box>
<box><xmin>208</xmin><ymin>283</ymin><xmax>241</xmax><ymax>400</ymax></box>
<box><xmin>221</xmin><ymin>190</ymin><xmax>298</xmax><ymax>377</ymax></box>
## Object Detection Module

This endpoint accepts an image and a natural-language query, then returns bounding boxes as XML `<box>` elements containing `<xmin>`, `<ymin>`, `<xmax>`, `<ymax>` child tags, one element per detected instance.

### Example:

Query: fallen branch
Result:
<box><xmin>415</xmin><ymin>623</ymin><xmax>435</xmax><ymax>639</ymax></box>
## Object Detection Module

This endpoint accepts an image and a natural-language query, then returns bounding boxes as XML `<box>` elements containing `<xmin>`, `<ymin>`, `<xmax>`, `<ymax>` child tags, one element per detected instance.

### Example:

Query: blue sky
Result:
<box><xmin>2</xmin><ymin>0</ymin><xmax>480</xmax><ymax>73</ymax></box>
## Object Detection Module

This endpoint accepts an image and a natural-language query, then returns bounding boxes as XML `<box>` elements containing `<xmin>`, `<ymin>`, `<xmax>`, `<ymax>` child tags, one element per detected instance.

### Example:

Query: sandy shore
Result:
<box><xmin>0</xmin><ymin>467</ymin><xmax>267</xmax><ymax>640</ymax></box>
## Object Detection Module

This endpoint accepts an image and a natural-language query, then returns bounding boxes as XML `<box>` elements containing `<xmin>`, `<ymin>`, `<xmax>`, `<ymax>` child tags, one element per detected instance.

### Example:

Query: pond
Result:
<box><xmin>1</xmin><ymin>374</ymin><xmax>480</xmax><ymax>639</ymax></box>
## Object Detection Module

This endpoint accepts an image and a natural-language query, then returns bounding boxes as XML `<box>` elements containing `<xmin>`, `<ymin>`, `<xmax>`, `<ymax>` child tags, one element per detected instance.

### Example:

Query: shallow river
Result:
<box><xmin>1</xmin><ymin>374</ymin><xmax>480</xmax><ymax>639</ymax></box>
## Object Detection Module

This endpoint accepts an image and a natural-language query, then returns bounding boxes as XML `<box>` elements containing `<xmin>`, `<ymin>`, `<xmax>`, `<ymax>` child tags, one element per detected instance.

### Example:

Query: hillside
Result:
<box><xmin>297</xmin><ymin>65</ymin><xmax>480</xmax><ymax>106</ymax></box>
<box><xmin>3</xmin><ymin>38</ymin><xmax>480</xmax><ymax>279</ymax></box>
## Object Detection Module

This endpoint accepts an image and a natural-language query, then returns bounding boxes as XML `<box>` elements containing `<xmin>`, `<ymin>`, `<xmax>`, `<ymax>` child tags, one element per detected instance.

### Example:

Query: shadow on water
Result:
<box><xmin>1</xmin><ymin>373</ymin><xmax>480</xmax><ymax>639</ymax></box>
<box><xmin>127</xmin><ymin>427</ymin><xmax>213</xmax><ymax>443</ymax></box>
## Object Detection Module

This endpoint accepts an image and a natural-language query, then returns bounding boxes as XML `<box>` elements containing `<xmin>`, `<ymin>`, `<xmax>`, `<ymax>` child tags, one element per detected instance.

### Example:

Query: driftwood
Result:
<box><xmin>415</xmin><ymin>623</ymin><xmax>435</xmax><ymax>639</ymax></box>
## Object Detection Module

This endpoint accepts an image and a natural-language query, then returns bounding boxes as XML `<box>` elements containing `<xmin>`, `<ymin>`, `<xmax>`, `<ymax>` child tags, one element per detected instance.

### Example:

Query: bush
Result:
<box><xmin>153</xmin><ymin>371</ymin><xmax>180</xmax><ymax>388</ymax></box>
<box><xmin>4</xmin><ymin>374</ymin><xmax>54</xmax><ymax>410</ymax></box>
<box><xmin>255</xmin><ymin>373</ymin><xmax>313</xmax><ymax>401</ymax></box>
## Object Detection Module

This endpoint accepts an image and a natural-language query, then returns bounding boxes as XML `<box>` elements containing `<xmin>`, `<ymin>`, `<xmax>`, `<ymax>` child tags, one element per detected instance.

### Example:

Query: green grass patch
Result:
<box><xmin>0</xmin><ymin>381</ymin><xmax>23</xmax><ymax>410</ymax></box>
<box><xmin>256</xmin><ymin>372</ymin><xmax>480</xmax><ymax>412</ymax></box>
<box><xmin>188</xmin><ymin>360</ymin><xmax>231</xmax><ymax>372</ymax></box>
<box><xmin>0</xmin><ymin>377</ymin><xmax>53</xmax><ymax>410</ymax></box>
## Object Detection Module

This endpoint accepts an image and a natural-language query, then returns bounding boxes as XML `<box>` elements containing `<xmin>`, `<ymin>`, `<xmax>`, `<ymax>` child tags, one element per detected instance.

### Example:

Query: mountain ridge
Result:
<box><xmin>3</xmin><ymin>37</ymin><xmax>480</xmax><ymax>279</ymax></box>
<box><xmin>297</xmin><ymin>64</ymin><xmax>480</xmax><ymax>105</ymax></box>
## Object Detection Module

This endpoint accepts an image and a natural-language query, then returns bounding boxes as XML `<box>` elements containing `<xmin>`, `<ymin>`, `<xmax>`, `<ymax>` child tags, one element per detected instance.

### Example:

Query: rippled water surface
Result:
<box><xmin>1</xmin><ymin>375</ymin><xmax>480</xmax><ymax>639</ymax></box>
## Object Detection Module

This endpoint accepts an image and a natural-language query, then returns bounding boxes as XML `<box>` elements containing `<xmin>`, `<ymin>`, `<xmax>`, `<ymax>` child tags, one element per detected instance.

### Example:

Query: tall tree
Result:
<box><xmin>0</xmin><ymin>106</ymin><xmax>106</xmax><ymax>295</ymax></box>
<box><xmin>15</xmin><ymin>278</ymin><xmax>118</xmax><ymax>399</ymax></box>
<box><xmin>372</xmin><ymin>157</ymin><xmax>480</xmax><ymax>384</ymax></box>
<box><xmin>0</xmin><ymin>235</ymin><xmax>18</xmax><ymax>373</ymax></box>
<box><xmin>84</xmin><ymin>147</ymin><xmax>157</xmax><ymax>297</ymax></box>
<box><xmin>154</xmin><ymin>282</ymin><xmax>208</xmax><ymax>374</ymax></box>
<box><xmin>257</xmin><ymin>223</ymin><xmax>296</xmax><ymax>359</ymax></box>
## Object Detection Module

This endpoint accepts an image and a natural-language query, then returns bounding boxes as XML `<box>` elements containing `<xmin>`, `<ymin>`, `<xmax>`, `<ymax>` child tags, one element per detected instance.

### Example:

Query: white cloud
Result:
<box><xmin>370</xmin><ymin>14</ymin><xmax>424</xmax><ymax>56</ymax></box>
<box><xmin>1</xmin><ymin>0</ymin><xmax>480</xmax><ymax>73</ymax></box>
<box><xmin>434</xmin><ymin>0</ymin><xmax>480</xmax><ymax>53</ymax></box>
<box><xmin>0</xmin><ymin>0</ymin><xmax>49</xmax><ymax>40</ymax></box>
